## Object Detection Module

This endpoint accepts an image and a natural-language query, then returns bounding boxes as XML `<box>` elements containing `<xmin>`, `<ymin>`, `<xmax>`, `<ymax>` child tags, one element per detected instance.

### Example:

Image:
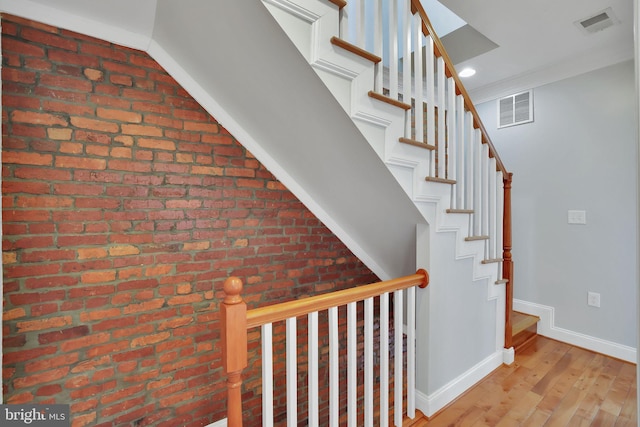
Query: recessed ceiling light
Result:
<box><xmin>459</xmin><ymin>68</ymin><xmax>476</xmax><ymax>78</ymax></box>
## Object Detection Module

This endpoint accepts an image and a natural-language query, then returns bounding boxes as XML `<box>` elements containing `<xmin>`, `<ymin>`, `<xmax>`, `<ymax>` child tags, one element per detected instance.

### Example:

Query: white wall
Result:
<box><xmin>477</xmin><ymin>60</ymin><xmax>638</xmax><ymax>349</ymax></box>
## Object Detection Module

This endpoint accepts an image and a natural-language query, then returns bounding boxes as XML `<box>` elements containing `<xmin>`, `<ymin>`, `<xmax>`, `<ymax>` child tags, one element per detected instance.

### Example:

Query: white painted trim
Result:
<box><xmin>502</xmin><ymin>347</ymin><xmax>515</xmax><ymax>366</ymax></box>
<box><xmin>0</xmin><ymin>0</ymin><xmax>152</xmax><ymax>51</ymax></box>
<box><xmin>205</xmin><ymin>420</ymin><xmax>227</xmax><ymax>427</ymax></box>
<box><xmin>514</xmin><ymin>299</ymin><xmax>637</xmax><ymax>364</ymax></box>
<box><xmin>416</xmin><ymin>349</ymin><xmax>504</xmax><ymax>417</ymax></box>
<box><xmin>263</xmin><ymin>0</ymin><xmax>320</xmax><ymax>23</ymax></box>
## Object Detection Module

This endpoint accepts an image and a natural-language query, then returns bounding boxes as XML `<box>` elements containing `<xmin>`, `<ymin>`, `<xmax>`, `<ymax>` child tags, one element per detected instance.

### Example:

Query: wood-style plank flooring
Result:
<box><xmin>412</xmin><ymin>336</ymin><xmax>637</xmax><ymax>426</ymax></box>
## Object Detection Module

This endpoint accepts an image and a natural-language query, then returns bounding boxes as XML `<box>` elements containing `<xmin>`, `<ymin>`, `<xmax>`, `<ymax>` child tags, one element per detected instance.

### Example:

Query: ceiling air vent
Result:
<box><xmin>575</xmin><ymin>7</ymin><xmax>619</xmax><ymax>35</ymax></box>
<box><xmin>498</xmin><ymin>91</ymin><xmax>533</xmax><ymax>129</ymax></box>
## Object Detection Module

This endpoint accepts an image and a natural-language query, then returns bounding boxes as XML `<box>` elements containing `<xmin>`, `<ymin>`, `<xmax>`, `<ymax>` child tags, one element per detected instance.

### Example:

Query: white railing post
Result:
<box><xmin>437</xmin><ymin>57</ymin><xmax>446</xmax><ymax>178</ymax></box>
<box><xmin>262</xmin><ymin>324</ymin><xmax>274</xmax><ymax>427</ymax></box>
<box><xmin>407</xmin><ymin>286</ymin><xmax>416</xmax><ymax>418</ymax></box>
<box><xmin>402</xmin><ymin>0</ymin><xmax>412</xmax><ymax>138</ymax></box>
<box><xmin>455</xmin><ymin>95</ymin><xmax>465</xmax><ymax>209</ymax></box>
<box><xmin>374</xmin><ymin>0</ymin><xmax>383</xmax><ymax>92</ymax></box>
<box><xmin>388</xmin><ymin>0</ymin><xmax>399</xmax><ymax>99</ymax></box>
<box><xmin>393</xmin><ymin>289</ymin><xmax>404</xmax><ymax>427</ymax></box>
<box><xmin>473</xmin><ymin>128</ymin><xmax>482</xmax><ymax>236</ymax></box>
<box><xmin>380</xmin><ymin>292</ymin><xmax>390</xmax><ymax>427</ymax></box>
<box><xmin>413</xmin><ymin>17</ymin><xmax>424</xmax><ymax>143</ymax></box>
<box><xmin>465</xmin><ymin>112</ymin><xmax>474</xmax><ymax>210</ymax></box>
<box><xmin>364</xmin><ymin>297</ymin><xmax>374</xmax><ymax>427</ymax></box>
<box><xmin>425</xmin><ymin>35</ymin><xmax>435</xmax><ymax>173</ymax></box>
<box><xmin>347</xmin><ymin>301</ymin><xmax>357</xmax><ymax>427</ymax></box>
<box><xmin>488</xmin><ymin>158</ymin><xmax>497</xmax><ymax>260</ymax></box>
<box><xmin>308</xmin><ymin>312</ymin><xmax>319</xmax><ymax>427</ymax></box>
<box><xmin>286</xmin><ymin>317</ymin><xmax>297</xmax><ymax>427</ymax></box>
<box><xmin>481</xmin><ymin>143</ymin><xmax>490</xmax><ymax>239</ymax></box>
<box><xmin>328</xmin><ymin>306</ymin><xmax>339</xmax><ymax>427</ymax></box>
<box><xmin>447</xmin><ymin>77</ymin><xmax>457</xmax><ymax>186</ymax></box>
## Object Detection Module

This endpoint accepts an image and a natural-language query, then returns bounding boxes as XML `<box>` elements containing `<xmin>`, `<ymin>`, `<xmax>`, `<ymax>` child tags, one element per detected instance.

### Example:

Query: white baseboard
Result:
<box><xmin>514</xmin><ymin>299</ymin><xmax>637</xmax><ymax>364</ymax></box>
<box><xmin>206</xmin><ymin>419</ymin><xmax>226</xmax><ymax>427</ymax></box>
<box><xmin>416</xmin><ymin>349</ymin><xmax>504</xmax><ymax>417</ymax></box>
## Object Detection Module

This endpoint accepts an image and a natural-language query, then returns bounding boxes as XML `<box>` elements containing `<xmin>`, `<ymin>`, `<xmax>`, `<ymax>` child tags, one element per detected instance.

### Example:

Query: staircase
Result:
<box><xmin>260</xmin><ymin>0</ymin><xmax>516</xmax><ymax>416</ymax></box>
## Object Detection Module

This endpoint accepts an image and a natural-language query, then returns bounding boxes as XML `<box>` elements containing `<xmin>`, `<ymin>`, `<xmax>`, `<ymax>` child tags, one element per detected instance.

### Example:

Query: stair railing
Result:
<box><xmin>222</xmin><ymin>270</ymin><xmax>429</xmax><ymax>426</ymax></box>
<box><xmin>336</xmin><ymin>0</ymin><xmax>513</xmax><ymax>349</ymax></box>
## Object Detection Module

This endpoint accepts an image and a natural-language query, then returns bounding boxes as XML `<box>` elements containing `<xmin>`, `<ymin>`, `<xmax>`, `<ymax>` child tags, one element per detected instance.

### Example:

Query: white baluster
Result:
<box><xmin>447</xmin><ymin>75</ymin><xmax>457</xmax><ymax>186</ymax></box>
<box><xmin>473</xmin><ymin>128</ymin><xmax>482</xmax><ymax>236</ymax></box>
<box><xmin>356</xmin><ymin>0</ymin><xmax>365</xmax><ymax>48</ymax></box>
<box><xmin>413</xmin><ymin>17</ymin><xmax>424</xmax><ymax>143</ymax></box>
<box><xmin>308</xmin><ymin>311</ymin><xmax>319</xmax><ymax>427</ymax></box>
<box><xmin>394</xmin><ymin>289</ymin><xmax>404</xmax><ymax>427</ymax></box>
<box><xmin>402</xmin><ymin>0</ymin><xmax>412</xmax><ymax>138</ymax></box>
<box><xmin>496</xmin><ymin>171</ymin><xmax>504</xmax><ymax>276</ymax></box>
<box><xmin>456</xmin><ymin>95</ymin><xmax>465</xmax><ymax>209</ymax></box>
<box><xmin>374</xmin><ymin>0</ymin><xmax>383</xmax><ymax>92</ymax></box>
<box><xmin>481</xmin><ymin>143</ymin><xmax>489</xmax><ymax>239</ymax></box>
<box><xmin>286</xmin><ymin>317</ymin><xmax>297</xmax><ymax>427</ymax></box>
<box><xmin>488</xmin><ymin>158</ymin><xmax>497</xmax><ymax>260</ymax></box>
<box><xmin>437</xmin><ymin>57</ymin><xmax>446</xmax><ymax>178</ymax></box>
<box><xmin>465</xmin><ymin>112</ymin><xmax>474</xmax><ymax>211</ymax></box>
<box><xmin>262</xmin><ymin>323</ymin><xmax>274</xmax><ymax>427</ymax></box>
<box><xmin>425</xmin><ymin>36</ymin><xmax>435</xmax><ymax>175</ymax></box>
<box><xmin>364</xmin><ymin>297</ymin><xmax>374</xmax><ymax>427</ymax></box>
<box><xmin>388</xmin><ymin>0</ymin><xmax>398</xmax><ymax>99</ymax></box>
<box><xmin>347</xmin><ymin>301</ymin><xmax>357</xmax><ymax>427</ymax></box>
<box><xmin>407</xmin><ymin>286</ymin><xmax>416</xmax><ymax>418</ymax></box>
<box><xmin>380</xmin><ymin>292</ymin><xmax>390</xmax><ymax>427</ymax></box>
<box><xmin>329</xmin><ymin>306</ymin><xmax>339</xmax><ymax>427</ymax></box>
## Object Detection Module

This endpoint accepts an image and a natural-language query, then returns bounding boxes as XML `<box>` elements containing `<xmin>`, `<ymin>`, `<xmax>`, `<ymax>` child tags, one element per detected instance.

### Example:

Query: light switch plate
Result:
<box><xmin>568</xmin><ymin>210</ymin><xmax>586</xmax><ymax>224</ymax></box>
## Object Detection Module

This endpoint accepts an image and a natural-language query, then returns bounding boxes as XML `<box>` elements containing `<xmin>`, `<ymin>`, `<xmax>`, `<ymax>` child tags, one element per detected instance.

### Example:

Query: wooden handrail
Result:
<box><xmin>246</xmin><ymin>269</ymin><xmax>428</xmax><ymax>329</ymax></box>
<box><xmin>410</xmin><ymin>0</ymin><xmax>507</xmax><ymax>176</ymax></box>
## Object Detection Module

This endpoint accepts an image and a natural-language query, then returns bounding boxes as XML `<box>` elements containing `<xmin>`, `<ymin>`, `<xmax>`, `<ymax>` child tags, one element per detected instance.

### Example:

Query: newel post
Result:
<box><xmin>221</xmin><ymin>277</ymin><xmax>248</xmax><ymax>427</ymax></box>
<box><xmin>503</xmin><ymin>173</ymin><xmax>514</xmax><ymax>349</ymax></box>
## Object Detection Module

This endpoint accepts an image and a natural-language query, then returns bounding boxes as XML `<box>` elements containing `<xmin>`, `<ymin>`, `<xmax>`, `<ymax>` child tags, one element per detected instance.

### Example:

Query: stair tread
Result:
<box><xmin>465</xmin><ymin>235</ymin><xmax>489</xmax><ymax>241</ymax></box>
<box><xmin>425</xmin><ymin>176</ymin><xmax>456</xmax><ymax>185</ymax></box>
<box><xmin>330</xmin><ymin>36</ymin><xmax>381</xmax><ymax>63</ymax></box>
<box><xmin>482</xmin><ymin>257</ymin><xmax>504</xmax><ymax>264</ymax></box>
<box><xmin>369</xmin><ymin>91</ymin><xmax>412</xmax><ymax>110</ymax></box>
<box><xmin>327</xmin><ymin>0</ymin><xmax>346</xmax><ymax>8</ymax></box>
<box><xmin>512</xmin><ymin>311</ymin><xmax>540</xmax><ymax>335</ymax></box>
<box><xmin>399</xmin><ymin>137</ymin><xmax>435</xmax><ymax>150</ymax></box>
<box><xmin>446</xmin><ymin>208</ymin><xmax>474</xmax><ymax>214</ymax></box>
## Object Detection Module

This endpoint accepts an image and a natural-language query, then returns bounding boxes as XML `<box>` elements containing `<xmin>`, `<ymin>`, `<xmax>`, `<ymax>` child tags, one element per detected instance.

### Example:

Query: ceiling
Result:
<box><xmin>2</xmin><ymin>0</ymin><xmax>635</xmax><ymax>104</ymax></box>
<box><xmin>432</xmin><ymin>0</ymin><xmax>635</xmax><ymax>102</ymax></box>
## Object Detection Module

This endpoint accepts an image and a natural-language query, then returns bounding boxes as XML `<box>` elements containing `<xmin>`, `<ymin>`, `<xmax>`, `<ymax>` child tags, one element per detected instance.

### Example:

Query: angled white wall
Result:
<box><xmin>477</xmin><ymin>60</ymin><xmax>638</xmax><ymax>356</ymax></box>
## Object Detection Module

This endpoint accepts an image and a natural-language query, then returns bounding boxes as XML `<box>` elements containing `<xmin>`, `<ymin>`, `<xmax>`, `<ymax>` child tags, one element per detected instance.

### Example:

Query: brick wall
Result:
<box><xmin>1</xmin><ymin>14</ymin><xmax>379</xmax><ymax>426</ymax></box>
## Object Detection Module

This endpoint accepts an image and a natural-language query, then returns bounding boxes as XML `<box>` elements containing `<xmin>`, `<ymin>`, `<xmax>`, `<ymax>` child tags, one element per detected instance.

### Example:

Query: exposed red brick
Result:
<box><xmin>2</xmin><ymin>14</ymin><xmax>378</xmax><ymax>427</ymax></box>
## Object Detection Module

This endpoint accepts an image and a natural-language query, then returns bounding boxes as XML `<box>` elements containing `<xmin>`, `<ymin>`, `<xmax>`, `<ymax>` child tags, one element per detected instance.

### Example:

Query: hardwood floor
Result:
<box><xmin>413</xmin><ymin>336</ymin><xmax>637</xmax><ymax>426</ymax></box>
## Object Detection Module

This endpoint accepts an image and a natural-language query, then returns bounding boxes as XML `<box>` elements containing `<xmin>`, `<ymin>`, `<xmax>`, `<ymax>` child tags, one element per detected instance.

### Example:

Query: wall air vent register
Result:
<box><xmin>498</xmin><ymin>90</ymin><xmax>533</xmax><ymax>129</ymax></box>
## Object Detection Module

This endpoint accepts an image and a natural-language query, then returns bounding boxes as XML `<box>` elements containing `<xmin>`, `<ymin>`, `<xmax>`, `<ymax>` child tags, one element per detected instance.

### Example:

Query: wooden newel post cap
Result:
<box><xmin>223</xmin><ymin>277</ymin><xmax>244</xmax><ymax>305</ymax></box>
